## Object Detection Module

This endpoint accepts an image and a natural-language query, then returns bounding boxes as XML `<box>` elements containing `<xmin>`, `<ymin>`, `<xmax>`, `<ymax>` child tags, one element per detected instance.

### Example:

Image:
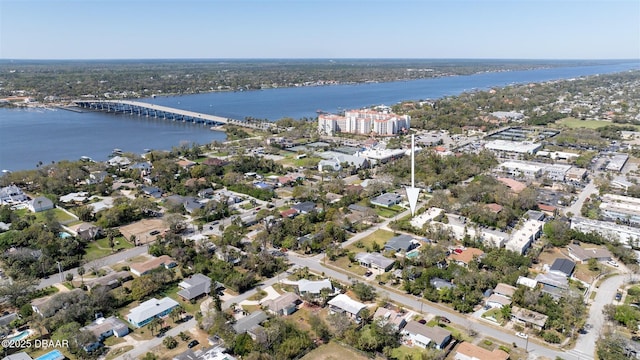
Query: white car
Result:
<box><xmin>607</xmin><ymin>260</ymin><xmax>619</xmax><ymax>267</ymax></box>
<box><xmin>516</xmin><ymin>332</ymin><xmax>528</xmax><ymax>339</ymax></box>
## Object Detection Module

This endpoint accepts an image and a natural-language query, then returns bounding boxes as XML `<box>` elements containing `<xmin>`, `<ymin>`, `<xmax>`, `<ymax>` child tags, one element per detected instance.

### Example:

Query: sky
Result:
<box><xmin>1</xmin><ymin>0</ymin><xmax>639</xmax><ymax>60</ymax></box>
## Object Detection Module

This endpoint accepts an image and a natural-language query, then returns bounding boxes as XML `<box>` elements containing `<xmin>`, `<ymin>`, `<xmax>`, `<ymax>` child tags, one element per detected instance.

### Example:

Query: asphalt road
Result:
<box><xmin>37</xmin><ymin>245</ymin><xmax>149</xmax><ymax>289</ymax></box>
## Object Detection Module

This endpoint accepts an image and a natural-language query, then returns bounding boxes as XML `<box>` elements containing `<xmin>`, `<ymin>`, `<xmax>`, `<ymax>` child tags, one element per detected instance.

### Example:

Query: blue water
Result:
<box><xmin>5</xmin><ymin>329</ymin><xmax>31</xmax><ymax>341</ymax></box>
<box><xmin>35</xmin><ymin>349</ymin><xmax>64</xmax><ymax>360</ymax></box>
<box><xmin>59</xmin><ymin>232</ymin><xmax>71</xmax><ymax>239</ymax></box>
<box><xmin>1</xmin><ymin>61</ymin><xmax>638</xmax><ymax>172</ymax></box>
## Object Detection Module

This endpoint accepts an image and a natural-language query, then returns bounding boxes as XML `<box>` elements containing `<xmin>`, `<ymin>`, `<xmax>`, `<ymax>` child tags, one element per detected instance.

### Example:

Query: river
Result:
<box><xmin>1</xmin><ymin>61</ymin><xmax>638</xmax><ymax>172</ymax></box>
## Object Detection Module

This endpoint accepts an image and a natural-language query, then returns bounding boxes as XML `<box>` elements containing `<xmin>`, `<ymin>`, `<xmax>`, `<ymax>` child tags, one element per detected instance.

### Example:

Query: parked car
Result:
<box><xmin>188</xmin><ymin>340</ymin><xmax>199</xmax><ymax>348</ymax></box>
<box><xmin>516</xmin><ymin>332</ymin><xmax>528</xmax><ymax>339</ymax></box>
<box><xmin>615</xmin><ymin>292</ymin><xmax>623</xmax><ymax>301</ymax></box>
<box><xmin>607</xmin><ymin>260</ymin><xmax>619</xmax><ymax>267</ymax></box>
<box><xmin>439</xmin><ymin>317</ymin><xmax>451</xmax><ymax>324</ymax></box>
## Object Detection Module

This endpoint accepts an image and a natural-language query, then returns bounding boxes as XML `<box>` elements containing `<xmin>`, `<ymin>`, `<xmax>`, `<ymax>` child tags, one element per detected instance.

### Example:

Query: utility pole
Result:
<box><xmin>56</xmin><ymin>261</ymin><xmax>63</xmax><ymax>283</ymax></box>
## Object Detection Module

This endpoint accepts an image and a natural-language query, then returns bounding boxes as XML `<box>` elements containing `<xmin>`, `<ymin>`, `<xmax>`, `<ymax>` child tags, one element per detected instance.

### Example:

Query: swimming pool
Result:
<box><xmin>58</xmin><ymin>232</ymin><xmax>72</xmax><ymax>239</ymax></box>
<box><xmin>35</xmin><ymin>349</ymin><xmax>64</xmax><ymax>360</ymax></box>
<box><xmin>406</xmin><ymin>250</ymin><xmax>420</xmax><ymax>259</ymax></box>
<box><xmin>5</xmin><ymin>329</ymin><xmax>32</xmax><ymax>342</ymax></box>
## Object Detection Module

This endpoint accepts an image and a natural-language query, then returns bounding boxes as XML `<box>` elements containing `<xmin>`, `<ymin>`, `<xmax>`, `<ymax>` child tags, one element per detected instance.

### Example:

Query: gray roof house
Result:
<box><xmin>370</xmin><ymin>193</ymin><xmax>403</xmax><ymax>208</ymax></box>
<box><xmin>297</xmin><ymin>279</ymin><xmax>333</xmax><ymax>296</ymax></box>
<box><xmin>262</xmin><ymin>292</ymin><xmax>301</xmax><ymax>316</ymax></box>
<box><xmin>2</xmin><ymin>353</ymin><xmax>33</xmax><ymax>360</ymax></box>
<box><xmin>141</xmin><ymin>186</ymin><xmax>163</xmax><ymax>198</ymax></box>
<box><xmin>430</xmin><ymin>277</ymin><xmax>454</xmax><ymax>290</ymax></box>
<box><xmin>233</xmin><ymin>311</ymin><xmax>268</xmax><ymax>334</ymax></box>
<box><xmin>403</xmin><ymin>321</ymin><xmax>452</xmax><ymax>350</ymax></box>
<box><xmin>177</xmin><ymin>273</ymin><xmax>212</xmax><ymax>301</ymax></box>
<box><xmin>384</xmin><ymin>234</ymin><xmax>419</xmax><ymax>253</ymax></box>
<box><xmin>550</xmin><ymin>258</ymin><xmax>576</xmax><ymax>277</ymax></box>
<box><xmin>355</xmin><ymin>252</ymin><xmax>395</xmax><ymax>273</ymax></box>
<box><xmin>292</xmin><ymin>201</ymin><xmax>317</xmax><ymax>214</ymax></box>
<box><xmin>28</xmin><ymin>196</ymin><xmax>54</xmax><ymax>213</ymax></box>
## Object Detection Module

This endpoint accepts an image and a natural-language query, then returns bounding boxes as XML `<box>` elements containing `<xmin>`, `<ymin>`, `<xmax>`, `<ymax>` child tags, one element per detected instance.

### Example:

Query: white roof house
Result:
<box><xmin>127</xmin><ymin>297</ymin><xmax>179</xmax><ymax>328</ymax></box>
<box><xmin>328</xmin><ymin>294</ymin><xmax>367</xmax><ymax>321</ymax></box>
<box><xmin>297</xmin><ymin>279</ymin><xmax>333</xmax><ymax>295</ymax></box>
<box><xmin>27</xmin><ymin>196</ymin><xmax>54</xmax><ymax>213</ymax></box>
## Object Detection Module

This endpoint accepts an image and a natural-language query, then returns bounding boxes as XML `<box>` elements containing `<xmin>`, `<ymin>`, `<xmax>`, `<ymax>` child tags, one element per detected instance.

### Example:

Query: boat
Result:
<box><xmin>80</xmin><ymin>156</ymin><xmax>93</xmax><ymax>162</ymax></box>
<box><xmin>112</xmin><ymin>148</ymin><xmax>123</xmax><ymax>155</ymax></box>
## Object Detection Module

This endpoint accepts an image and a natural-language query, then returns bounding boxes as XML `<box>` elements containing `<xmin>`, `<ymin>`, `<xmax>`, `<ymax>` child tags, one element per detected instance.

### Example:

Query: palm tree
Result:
<box><xmin>148</xmin><ymin>317</ymin><xmax>163</xmax><ymax>336</ymax></box>
<box><xmin>77</xmin><ymin>266</ymin><xmax>85</xmax><ymax>286</ymax></box>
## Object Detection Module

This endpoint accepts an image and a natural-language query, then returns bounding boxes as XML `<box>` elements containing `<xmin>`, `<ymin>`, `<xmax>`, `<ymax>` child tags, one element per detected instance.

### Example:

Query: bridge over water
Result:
<box><xmin>73</xmin><ymin>100</ymin><xmax>272</xmax><ymax>130</ymax></box>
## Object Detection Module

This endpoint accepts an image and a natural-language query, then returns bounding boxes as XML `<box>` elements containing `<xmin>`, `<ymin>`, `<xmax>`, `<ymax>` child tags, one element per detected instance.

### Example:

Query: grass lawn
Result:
<box><xmin>346</xmin><ymin>229</ymin><xmax>395</xmax><ymax>253</ymax></box>
<box><xmin>329</xmin><ymin>256</ymin><xmax>367</xmax><ymax>276</ymax></box>
<box><xmin>36</xmin><ymin>208</ymin><xmax>78</xmax><ymax>223</ymax></box>
<box><xmin>556</xmin><ymin>117</ymin><xmax>640</xmax><ymax>130</ymax></box>
<box><xmin>241</xmin><ymin>304</ymin><xmax>261</xmax><ymax>313</ymax></box>
<box><xmin>83</xmin><ymin>236</ymin><xmax>134</xmax><ymax>262</ymax></box>
<box><xmin>390</xmin><ymin>345</ymin><xmax>427</xmax><ymax>360</ymax></box>
<box><xmin>374</xmin><ymin>206</ymin><xmax>400</xmax><ymax>218</ymax></box>
<box><xmin>301</xmin><ymin>341</ymin><xmax>369</xmax><ymax>360</ymax></box>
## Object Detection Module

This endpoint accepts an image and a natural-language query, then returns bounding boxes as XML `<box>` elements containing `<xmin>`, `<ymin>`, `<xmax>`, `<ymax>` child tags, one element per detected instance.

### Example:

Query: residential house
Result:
<box><xmin>516</xmin><ymin>276</ymin><xmax>538</xmax><ymax>289</ymax></box>
<box><xmin>215</xmin><ymin>246</ymin><xmax>244</xmax><ymax>265</ymax></box>
<box><xmin>403</xmin><ymin>321</ymin><xmax>452</xmax><ymax>350</ymax></box>
<box><xmin>28</xmin><ymin>196</ymin><xmax>54</xmax><ymax>213</ymax></box>
<box><xmin>355</xmin><ymin>252</ymin><xmax>395</xmax><ymax>273</ymax></box>
<box><xmin>197</xmin><ymin>188</ymin><xmax>215</xmax><ymax>199</ymax></box>
<box><xmin>370</xmin><ymin>193</ymin><xmax>403</xmax><ymax>208</ymax></box>
<box><xmin>496</xmin><ymin>177</ymin><xmax>526</xmax><ymax>193</ymax></box>
<box><xmin>430</xmin><ymin>277</ymin><xmax>454</xmax><ymax>290</ymax></box>
<box><xmin>141</xmin><ymin>186</ymin><xmax>163</xmax><ymax>198</ymax></box>
<box><xmin>0</xmin><ymin>185</ymin><xmax>28</xmax><ymax>204</ymax></box>
<box><xmin>129</xmin><ymin>255</ymin><xmax>177</xmax><ymax>277</ymax></box>
<box><xmin>176</xmin><ymin>159</ymin><xmax>196</xmax><ymax>169</ymax></box>
<box><xmin>485</xmin><ymin>283</ymin><xmax>517</xmax><ymax>309</ymax></box>
<box><xmin>173</xmin><ymin>346</ymin><xmax>237</xmax><ymax>360</ymax></box>
<box><xmin>127</xmin><ymin>297</ymin><xmax>179</xmax><ymax>328</ymax></box>
<box><xmin>81</xmin><ymin>316</ymin><xmax>129</xmax><ymax>351</ymax></box>
<box><xmin>2</xmin><ymin>352</ymin><xmax>33</xmax><ymax>360</ymax></box>
<box><xmin>74</xmin><ymin>223</ymin><xmax>102</xmax><ymax>241</ymax></box>
<box><xmin>537</xmin><ymin>203</ymin><xmax>558</xmax><ymax>217</ymax></box>
<box><xmin>296</xmin><ymin>279</ymin><xmax>333</xmax><ymax>298</ymax></box>
<box><xmin>280</xmin><ymin>208</ymin><xmax>298</xmax><ymax>219</ymax></box>
<box><xmin>373</xmin><ymin>307</ymin><xmax>408</xmax><ymax>330</ymax></box>
<box><xmin>567</xmin><ymin>244</ymin><xmax>613</xmax><ymax>263</ymax></box>
<box><xmin>262</xmin><ymin>292</ymin><xmax>301</xmax><ymax>316</ymax></box>
<box><xmin>291</xmin><ymin>201</ymin><xmax>317</xmax><ymax>214</ymax></box>
<box><xmin>384</xmin><ymin>234</ymin><xmax>419</xmax><ymax>253</ymax></box>
<box><xmin>85</xmin><ymin>271</ymin><xmax>132</xmax><ymax>291</ymax></box>
<box><xmin>232</xmin><ymin>311</ymin><xmax>268</xmax><ymax>336</ymax></box>
<box><xmin>87</xmin><ymin>171</ymin><xmax>108</xmax><ymax>185</ymax></box>
<box><xmin>449</xmin><ymin>247</ymin><xmax>484</xmax><ymax>267</ymax></box>
<box><xmin>454</xmin><ymin>342</ymin><xmax>509</xmax><ymax>360</ymax></box>
<box><xmin>535</xmin><ymin>272</ymin><xmax>569</xmax><ymax>299</ymax></box>
<box><xmin>328</xmin><ymin>294</ymin><xmax>367</xmax><ymax>322</ymax></box>
<box><xmin>510</xmin><ymin>306</ymin><xmax>548</xmax><ymax>331</ymax></box>
<box><xmin>177</xmin><ymin>273</ymin><xmax>213</xmax><ymax>301</ymax></box>
<box><xmin>107</xmin><ymin>156</ymin><xmax>131</xmax><ymax>168</ymax></box>
<box><xmin>549</xmin><ymin>258</ymin><xmax>576</xmax><ymax>277</ymax></box>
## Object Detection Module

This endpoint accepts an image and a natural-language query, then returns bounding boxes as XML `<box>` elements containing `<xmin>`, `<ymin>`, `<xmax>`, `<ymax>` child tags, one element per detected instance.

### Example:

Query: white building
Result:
<box><xmin>570</xmin><ymin>218</ymin><xmax>640</xmax><ymax>245</ymax></box>
<box><xmin>600</xmin><ymin>194</ymin><xmax>640</xmax><ymax>226</ymax></box>
<box><xmin>498</xmin><ymin>161</ymin><xmax>542</xmax><ymax>178</ymax></box>
<box><xmin>485</xmin><ymin>140</ymin><xmax>541</xmax><ymax>159</ymax></box>
<box><xmin>541</xmin><ymin>164</ymin><xmax>573</xmax><ymax>181</ymax></box>
<box><xmin>318</xmin><ymin>109</ymin><xmax>410</xmax><ymax>136</ymax></box>
<box><xmin>506</xmin><ymin>219</ymin><xmax>544</xmax><ymax>255</ymax></box>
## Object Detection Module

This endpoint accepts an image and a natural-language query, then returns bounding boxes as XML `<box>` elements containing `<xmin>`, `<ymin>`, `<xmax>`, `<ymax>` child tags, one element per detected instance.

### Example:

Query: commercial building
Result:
<box><xmin>485</xmin><ymin>140</ymin><xmax>541</xmax><ymax>159</ymax></box>
<box><xmin>606</xmin><ymin>152</ymin><xmax>629</xmax><ymax>172</ymax></box>
<box><xmin>318</xmin><ymin>109</ymin><xmax>410</xmax><ymax>136</ymax></box>
<box><xmin>541</xmin><ymin>164</ymin><xmax>573</xmax><ymax>181</ymax></box>
<box><xmin>571</xmin><ymin>218</ymin><xmax>640</xmax><ymax>245</ymax></box>
<box><xmin>498</xmin><ymin>161</ymin><xmax>542</xmax><ymax>178</ymax></box>
<box><xmin>505</xmin><ymin>219</ymin><xmax>544</xmax><ymax>255</ymax></box>
<box><xmin>600</xmin><ymin>194</ymin><xmax>640</xmax><ymax>226</ymax></box>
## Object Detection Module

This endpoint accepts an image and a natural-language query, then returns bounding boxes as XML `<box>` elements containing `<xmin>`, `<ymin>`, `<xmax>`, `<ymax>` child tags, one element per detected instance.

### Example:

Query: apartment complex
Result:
<box><xmin>318</xmin><ymin>109</ymin><xmax>410</xmax><ymax>136</ymax></box>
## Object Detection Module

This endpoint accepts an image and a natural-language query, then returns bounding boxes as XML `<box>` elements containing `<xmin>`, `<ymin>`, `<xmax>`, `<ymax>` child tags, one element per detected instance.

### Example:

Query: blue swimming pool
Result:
<box><xmin>35</xmin><ymin>349</ymin><xmax>64</xmax><ymax>360</ymax></box>
<box><xmin>5</xmin><ymin>329</ymin><xmax>32</xmax><ymax>342</ymax></box>
<box><xmin>58</xmin><ymin>232</ymin><xmax>71</xmax><ymax>239</ymax></box>
<box><xmin>406</xmin><ymin>250</ymin><xmax>420</xmax><ymax>259</ymax></box>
